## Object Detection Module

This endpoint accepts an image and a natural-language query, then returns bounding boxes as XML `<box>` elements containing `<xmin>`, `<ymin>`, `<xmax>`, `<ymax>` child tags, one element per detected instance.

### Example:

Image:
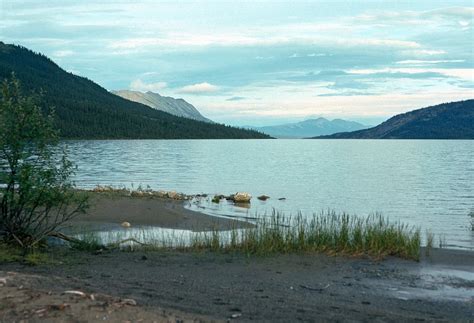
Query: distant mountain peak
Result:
<box><xmin>249</xmin><ymin>118</ymin><xmax>369</xmax><ymax>138</ymax></box>
<box><xmin>112</xmin><ymin>89</ymin><xmax>212</xmax><ymax>123</ymax></box>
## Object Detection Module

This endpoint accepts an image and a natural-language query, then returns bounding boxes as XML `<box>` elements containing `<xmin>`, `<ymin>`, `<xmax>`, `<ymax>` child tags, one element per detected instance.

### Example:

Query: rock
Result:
<box><xmin>167</xmin><ymin>191</ymin><xmax>186</xmax><ymax>200</ymax></box>
<box><xmin>225</xmin><ymin>194</ymin><xmax>235</xmax><ymax>201</ymax></box>
<box><xmin>63</xmin><ymin>290</ymin><xmax>86</xmax><ymax>297</ymax></box>
<box><xmin>212</xmin><ymin>195</ymin><xmax>221</xmax><ymax>203</ymax></box>
<box><xmin>257</xmin><ymin>195</ymin><xmax>270</xmax><ymax>201</ymax></box>
<box><xmin>121</xmin><ymin>221</ymin><xmax>131</xmax><ymax>228</ymax></box>
<box><xmin>154</xmin><ymin>190</ymin><xmax>168</xmax><ymax>198</ymax></box>
<box><xmin>120</xmin><ymin>298</ymin><xmax>137</xmax><ymax>306</ymax></box>
<box><xmin>130</xmin><ymin>191</ymin><xmax>145</xmax><ymax>197</ymax></box>
<box><xmin>278</xmin><ymin>197</ymin><xmax>286</xmax><ymax>201</ymax></box>
<box><xmin>167</xmin><ymin>191</ymin><xmax>179</xmax><ymax>199</ymax></box>
<box><xmin>233</xmin><ymin>192</ymin><xmax>252</xmax><ymax>203</ymax></box>
<box><xmin>92</xmin><ymin>185</ymin><xmax>114</xmax><ymax>193</ymax></box>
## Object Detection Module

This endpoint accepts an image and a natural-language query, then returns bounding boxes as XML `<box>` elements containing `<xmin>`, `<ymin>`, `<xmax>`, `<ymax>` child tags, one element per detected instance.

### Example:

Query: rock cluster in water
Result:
<box><xmin>90</xmin><ymin>186</ymin><xmax>190</xmax><ymax>200</ymax></box>
<box><xmin>91</xmin><ymin>186</ymin><xmax>277</xmax><ymax>206</ymax></box>
<box><xmin>211</xmin><ymin>192</ymin><xmax>253</xmax><ymax>204</ymax></box>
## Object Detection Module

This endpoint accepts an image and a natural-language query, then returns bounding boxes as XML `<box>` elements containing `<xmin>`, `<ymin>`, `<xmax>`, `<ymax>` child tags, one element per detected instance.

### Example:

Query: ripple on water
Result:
<box><xmin>65</xmin><ymin>139</ymin><xmax>474</xmax><ymax>250</ymax></box>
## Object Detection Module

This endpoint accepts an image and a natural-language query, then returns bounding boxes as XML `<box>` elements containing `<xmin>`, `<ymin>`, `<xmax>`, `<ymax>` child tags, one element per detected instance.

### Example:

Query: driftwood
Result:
<box><xmin>48</xmin><ymin>232</ymin><xmax>151</xmax><ymax>250</ymax></box>
<box><xmin>48</xmin><ymin>231</ymin><xmax>82</xmax><ymax>244</ymax></box>
<box><xmin>107</xmin><ymin>238</ymin><xmax>151</xmax><ymax>248</ymax></box>
<box><xmin>299</xmin><ymin>284</ymin><xmax>331</xmax><ymax>292</ymax></box>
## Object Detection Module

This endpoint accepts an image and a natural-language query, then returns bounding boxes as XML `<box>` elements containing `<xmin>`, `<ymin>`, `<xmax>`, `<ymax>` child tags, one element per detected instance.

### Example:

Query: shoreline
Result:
<box><xmin>1</xmin><ymin>248</ymin><xmax>472</xmax><ymax>321</ymax></box>
<box><xmin>69</xmin><ymin>192</ymin><xmax>253</xmax><ymax>233</ymax></box>
<box><xmin>1</xmin><ymin>193</ymin><xmax>473</xmax><ymax>321</ymax></box>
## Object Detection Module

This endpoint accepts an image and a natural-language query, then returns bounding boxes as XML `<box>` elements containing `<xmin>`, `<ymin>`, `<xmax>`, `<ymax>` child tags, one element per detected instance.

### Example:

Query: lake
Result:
<box><xmin>66</xmin><ymin>139</ymin><xmax>474</xmax><ymax>250</ymax></box>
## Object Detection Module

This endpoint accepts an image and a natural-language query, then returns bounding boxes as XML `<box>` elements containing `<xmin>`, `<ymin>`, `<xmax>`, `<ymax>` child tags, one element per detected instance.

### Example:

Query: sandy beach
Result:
<box><xmin>0</xmin><ymin>194</ymin><xmax>473</xmax><ymax>322</ymax></box>
<box><xmin>69</xmin><ymin>193</ymin><xmax>252</xmax><ymax>232</ymax></box>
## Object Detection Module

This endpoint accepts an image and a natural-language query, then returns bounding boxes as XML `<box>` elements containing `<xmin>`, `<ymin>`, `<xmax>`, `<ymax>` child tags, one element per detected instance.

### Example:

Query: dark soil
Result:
<box><xmin>1</xmin><ymin>248</ymin><xmax>473</xmax><ymax>322</ymax></box>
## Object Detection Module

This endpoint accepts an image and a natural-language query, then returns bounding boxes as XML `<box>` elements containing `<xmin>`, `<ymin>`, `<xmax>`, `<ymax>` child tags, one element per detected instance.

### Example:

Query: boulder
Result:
<box><xmin>167</xmin><ymin>191</ymin><xmax>180</xmax><ymax>199</ymax></box>
<box><xmin>154</xmin><ymin>190</ymin><xmax>168</xmax><ymax>198</ymax></box>
<box><xmin>121</xmin><ymin>221</ymin><xmax>131</xmax><ymax>228</ymax></box>
<box><xmin>92</xmin><ymin>185</ymin><xmax>114</xmax><ymax>193</ymax></box>
<box><xmin>257</xmin><ymin>195</ymin><xmax>270</xmax><ymax>201</ymax></box>
<box><xmin>131</xmin><ymin>190</ymin><xmax>146</xmax><ymax>197</ymax></box>
<box><xmin>233</xmin><ymin>192</ymin><xmax>252</xmax><ymax>203</ymax></box>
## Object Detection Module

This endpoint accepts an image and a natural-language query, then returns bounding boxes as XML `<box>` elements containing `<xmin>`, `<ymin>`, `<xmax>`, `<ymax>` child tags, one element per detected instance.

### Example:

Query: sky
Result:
<box><xmin>1</xmin><ymin>1</ymin><xmax>473</xmax><ymax>126</ymax></box>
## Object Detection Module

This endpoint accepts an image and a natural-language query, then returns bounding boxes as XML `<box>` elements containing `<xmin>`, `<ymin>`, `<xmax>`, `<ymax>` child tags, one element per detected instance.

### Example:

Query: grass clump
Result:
<box><xmin>71</xmin><ymin>211</ymin><xmax>422</xmax><ymax>261</ymax></box>
<box><xmin>189</xmin><ymin>211</ymin><xmax>421</xmax><ymax>260</ymax></box>
<box><xmin>0</xmin><ymin>243</ymin><xmax>53</xmax><ymax>265</ymax></box>
<box><xmin>70</xmin><ymin>231</ymin><xmax>105</xmax><ymax>251</ymax></box>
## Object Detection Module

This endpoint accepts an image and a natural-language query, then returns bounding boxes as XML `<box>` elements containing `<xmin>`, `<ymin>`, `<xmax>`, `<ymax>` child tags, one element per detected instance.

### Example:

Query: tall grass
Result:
<box><xmin>74</xmin><ymin>211</ymin><xmax>422</xmax><ymax>260</ymax></box>
<box><xmin>189</xmin><ymin>211</ymin><xmax>421</xmax><ymax>260</ymax></box>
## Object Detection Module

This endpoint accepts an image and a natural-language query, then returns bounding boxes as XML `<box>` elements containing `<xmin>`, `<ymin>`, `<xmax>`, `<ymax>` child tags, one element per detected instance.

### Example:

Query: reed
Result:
<box><xmin>74</xmin><ymin>210</ymin><xmax>422</xmax><ymax>260</ymax></box>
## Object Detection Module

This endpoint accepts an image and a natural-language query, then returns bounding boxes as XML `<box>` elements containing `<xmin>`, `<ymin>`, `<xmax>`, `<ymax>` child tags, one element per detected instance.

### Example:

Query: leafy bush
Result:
<box><xmin>0</xmin><ymin>75</ymin><xmax>87</xmax><ymax>250</ymax></box>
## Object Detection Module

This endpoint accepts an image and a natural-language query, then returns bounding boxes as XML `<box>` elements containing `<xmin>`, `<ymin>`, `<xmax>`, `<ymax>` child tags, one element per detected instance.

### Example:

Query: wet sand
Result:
<box><xmin>69</xmin><ymin>194</ymin><xmax>252</xmax><ymax>232</ymax></box>
<box><xmin>1</xmin><ymin>248</ymin><xmax>473</xmax><ymax>322</ymax></box>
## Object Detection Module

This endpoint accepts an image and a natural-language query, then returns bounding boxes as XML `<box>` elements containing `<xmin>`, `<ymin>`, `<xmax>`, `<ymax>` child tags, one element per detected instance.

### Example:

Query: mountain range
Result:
<box><xmin>249</xmin><ymin>118</ymin><xmax>369</xmax><ymax>138</ymax></box>
<box><xmin>112</xmin><ymin>90</ymin><xmax>212</xmax><ymax>123</ymax></box>
<box><xmin>314</xmin><ymin>100</ymin><xmax>474</xmax><ymax>139</ymax></box>
<box><xmin>0</xmin><ymin>42</ymin><xmax>269</xmax><ymax>139</ymax></box>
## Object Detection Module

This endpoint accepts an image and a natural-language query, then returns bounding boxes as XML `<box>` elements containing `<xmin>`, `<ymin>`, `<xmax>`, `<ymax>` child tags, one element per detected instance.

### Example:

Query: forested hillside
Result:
<box><xmin>314</xmin><ymin>100</ymin><xmax>474</xmax><ymax>139</ymax></box>
<box><xmin>0</xmin><ymin>42</ymin><xmax>269</xmax><ymax>139</ymax></box>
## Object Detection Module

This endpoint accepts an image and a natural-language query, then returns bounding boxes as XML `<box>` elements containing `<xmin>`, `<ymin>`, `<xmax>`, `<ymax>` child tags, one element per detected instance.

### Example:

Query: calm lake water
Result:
<box><xmin>67</xmin><ymin>140</ymin><xmax>474</xmax><ymax>250</ymax></box>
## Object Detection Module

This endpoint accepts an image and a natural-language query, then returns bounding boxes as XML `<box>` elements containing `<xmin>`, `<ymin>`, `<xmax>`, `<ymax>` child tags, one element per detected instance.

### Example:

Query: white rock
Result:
<box><xmin>167</xmin><ymin>191</ymin><xmax>179</xmax><ymax>199</ymax></box>
<box><xmin>233</xmin><ymin>192</ymin><xmax>252</xmax><ymax>203</ymax></box>
<box><xmin>63</xmin><ymin>290</ymin><xmax>86</xmax><ymax>297</ymax></box>
<box><xmin>121</xmin><ymin>298</ymin><xmax>137</xmax><ymax>306</ymax></box>
<box><xmin>121</xmin><ymin>221</ymin><xmax>131</xmax><ymax>228</ymax></box>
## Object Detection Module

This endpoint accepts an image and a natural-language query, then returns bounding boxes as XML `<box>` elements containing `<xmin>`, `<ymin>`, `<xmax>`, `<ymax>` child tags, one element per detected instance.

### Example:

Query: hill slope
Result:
<box><xmin>0</xmin><ymin>42</ymin><xmax>269</xmax><ymax>139</ymax></box>
<box><xmin>313</xmin><ymin>100</ymin><xmax>474</xmax><ymax>139</ymax></box>
<box><xmin>112</xmin><ymin>90</ymin><xmax>212</xmax><ymax>123</ymax></box>
<box><xmin>250</xmin><ymin>118</ymin><xmax>369</xmax><ymax>138</ymax></box>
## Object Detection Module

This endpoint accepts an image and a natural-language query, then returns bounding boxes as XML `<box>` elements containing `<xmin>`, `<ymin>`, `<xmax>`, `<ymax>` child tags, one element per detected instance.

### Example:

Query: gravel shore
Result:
<box><xmin>0</xmin><ymin>195</ymin><xmax>472</xmax><ymax>322</ymax></box>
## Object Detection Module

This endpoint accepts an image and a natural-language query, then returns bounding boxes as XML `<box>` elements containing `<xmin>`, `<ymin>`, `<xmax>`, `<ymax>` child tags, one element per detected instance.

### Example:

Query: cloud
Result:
<box><xmin>4</xmin><ymin>1</ymin><xmax>472</xmax><ymax>124</ymax></box>
<box><xmin>396</xmin><ymin>59</ymin><xmax>465</xmax><ymax>65</ymax></box>
<box><xmin>347</xmin><ymin>68</ymin><xmax>474</xmax><ymax>81</ymax></box>
<box><xmin>53</xmin><ymin>50</ymin><xmax>74</xmax><ymax>57</ymax></box>
<box><xmin>354</xmin><ymin>6</ymin><xmax>474</xmax><ymax>26</ymax></box>
<box><xmin>403</xmin><ymin>49</ymin><xmax>446</xmax><ymax>56</ymax></box>
<box><xmin>422</xmin><ymin>7</ymin><xmax>474</xmax><ymax>20</ymax></box>
<box><xmin>109</xmin><ymin>35</ymin><xmax>422</xmax><ymax>50</ymax></box>
<box><xmin>130</xmin><ymin>79</ymin><xmax>167</xmax><ymax>92</ymax></box>
<box><xmin>178</xmin><ymin>82</ymin><xmax>219</xmax><ymax>94</ymax></box>
<box><xmin>226</xmin><ymin>96</ymin><xmax>246</xmax><ymax>101</ymax></box>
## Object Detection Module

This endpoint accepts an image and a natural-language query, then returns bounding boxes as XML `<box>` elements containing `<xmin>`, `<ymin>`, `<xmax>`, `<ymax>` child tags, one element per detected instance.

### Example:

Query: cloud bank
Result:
<box><xmin>2</xmin><ymin>1</ymin><xmax>472</xmax><ymax>125</ymax></box>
